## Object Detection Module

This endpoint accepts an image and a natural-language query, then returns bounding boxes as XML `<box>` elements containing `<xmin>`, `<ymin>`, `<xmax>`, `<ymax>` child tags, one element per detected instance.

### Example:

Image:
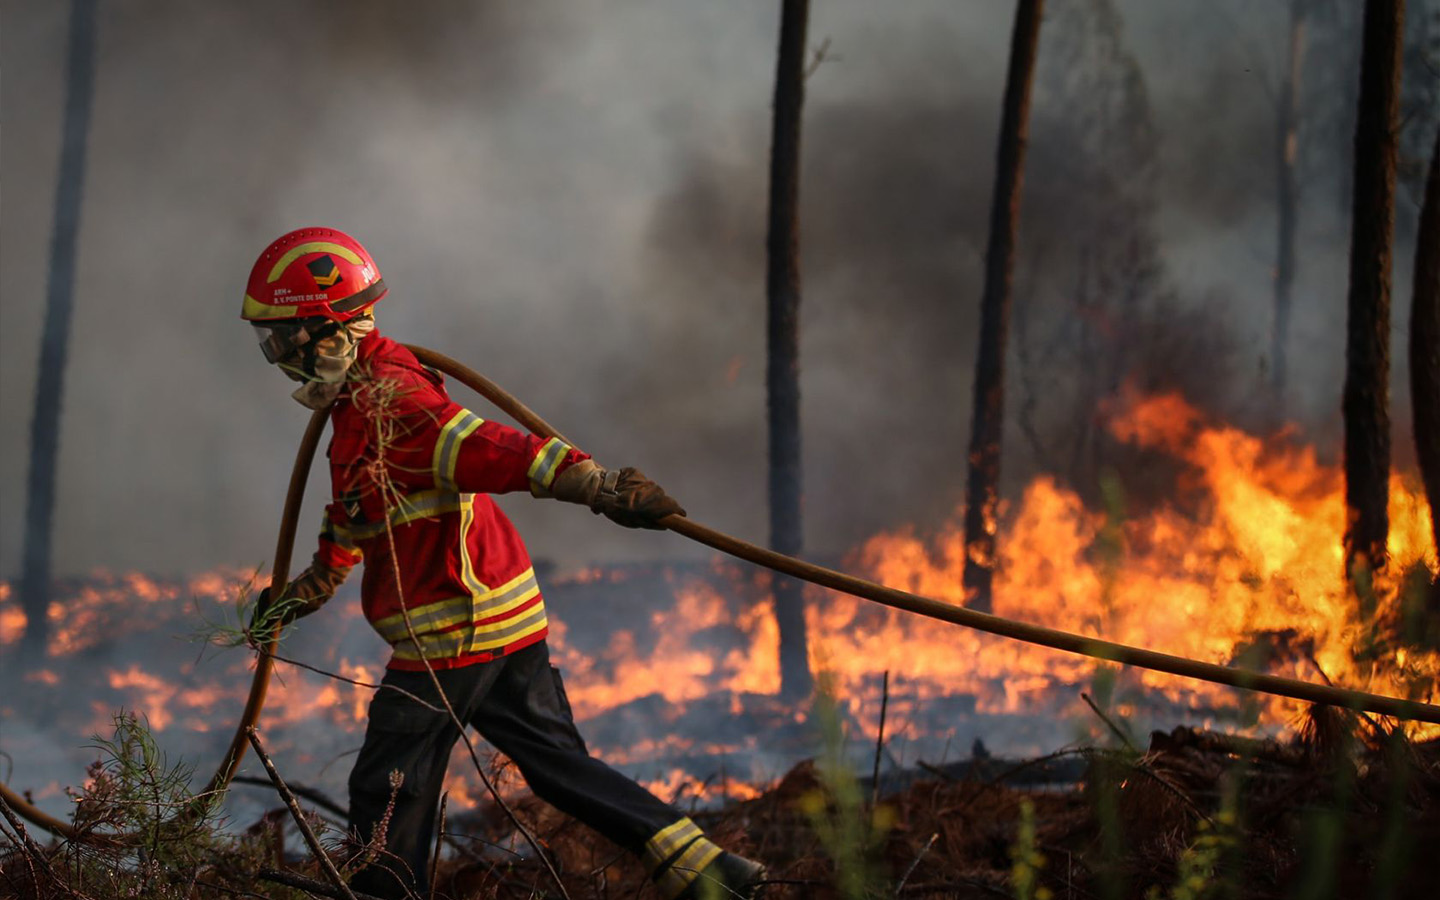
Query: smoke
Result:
<box><xmin>1</xmin><ymin>0</ymin><xmax>1434</xmax><ymax>581</ymax></box>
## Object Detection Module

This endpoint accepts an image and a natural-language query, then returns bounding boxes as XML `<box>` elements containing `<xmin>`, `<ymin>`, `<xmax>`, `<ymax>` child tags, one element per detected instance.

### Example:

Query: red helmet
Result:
<box><xmin>241</xmin><ymin>227</ymin><xmax>387</xmax><ymax>323</ymax></box>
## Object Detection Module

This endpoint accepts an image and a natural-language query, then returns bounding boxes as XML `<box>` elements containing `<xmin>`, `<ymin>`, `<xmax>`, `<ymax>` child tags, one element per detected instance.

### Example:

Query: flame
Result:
<box><xmin>551</xmin><ymin>576</ymin><xmax>780</xmax><ymax>719</ymax></box>
<box><xmin>5</xmin><ymin>389</ymin><xmax>1437</xmax><ymax>820</ymax></box>
<box><xmin>0</xmin><ymin>567</ymin><xmax>261</xmax><ymax>656</ymax></box>
<box><xmin>818</xmin><ymin>390</ymin><xmax>1438</xmax><ymax>737</ymax></box>
<box><xmin>339</xmin><ymin>659</ymin><xmax>376</xmax><ymax>722</ymax></box>
<box><xmin>105</xmin><ymin>665</ymin><xmax>181</xmax><ymax>732</ymax></box>
<box><xmin>0</xmin><ymin>582</ymin><xmax>22</xmax><ymax>644</ymax></box>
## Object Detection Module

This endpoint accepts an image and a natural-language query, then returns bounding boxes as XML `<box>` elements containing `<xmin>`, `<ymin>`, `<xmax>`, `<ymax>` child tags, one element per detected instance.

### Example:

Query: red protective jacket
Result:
<box><xmin>311</xmin><ymin>333</ymin><xmax>589</xmax><ymax>671</ymax></box>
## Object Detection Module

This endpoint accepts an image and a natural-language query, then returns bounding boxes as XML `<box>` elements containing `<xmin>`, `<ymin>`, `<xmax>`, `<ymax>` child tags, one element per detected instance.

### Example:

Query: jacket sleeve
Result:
<box><xmin>350</xmin><ymin>358</ymin><xmax>589</xmax><ymax>497</ymax></box>
<box><xmin>430</xmin><ymin>406</ymin><xmax>591</xmax><ymax>496</ymax></box>
<box><xmin>314</xmin><ymin>501</ymin><xmax>364</xmax><ymax>570</ymax></box>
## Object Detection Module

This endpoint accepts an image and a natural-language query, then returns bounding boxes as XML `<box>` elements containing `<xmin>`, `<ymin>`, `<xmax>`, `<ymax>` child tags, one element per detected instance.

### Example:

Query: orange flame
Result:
<box><xmin>5</xmin><ymin>389</ymin><xmax>1437</xmax><ymax>817</ymax></box>
<box><xmin>819</xmin><ymin>390</ymin><xmax>1437</xmax><ymax>738</ymax></box>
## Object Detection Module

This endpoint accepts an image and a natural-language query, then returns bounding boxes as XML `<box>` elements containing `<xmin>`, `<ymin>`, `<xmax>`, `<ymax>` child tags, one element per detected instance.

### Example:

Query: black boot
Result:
<box><xmin>678</xmin><ymin>851</ymin><xmax>767</xmax><ymax>899</ymax></box>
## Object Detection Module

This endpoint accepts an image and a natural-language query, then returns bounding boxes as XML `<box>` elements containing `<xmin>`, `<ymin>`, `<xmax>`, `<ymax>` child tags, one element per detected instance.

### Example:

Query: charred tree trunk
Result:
<box><xmin>766</xmin><ymin>0</ymin><xmax>813</xmax><ymax>700</ymax></box>
<box><xmin>1272</xmin><ymin>0</ymin><xmax>1307</xmax><ymax>399</ymax></box>
<box><xmin>1411</xmin><ymin>131</ymin><xmax>1440</xmax><ymax>566</ymax></box>
<box><xmin>962</xmin><ymin>0</ymin><xmax>1045</xmax><ymax>614</ymax></box>
<box><xmin>19</xmin><ymin>0</ymin><xmax>98</xmax><ymax>660</ymax></box>
<box><xmin>1342</xmin><ymin>0</ymin><xmax>1404</xmax><ymax>584</ymax></box>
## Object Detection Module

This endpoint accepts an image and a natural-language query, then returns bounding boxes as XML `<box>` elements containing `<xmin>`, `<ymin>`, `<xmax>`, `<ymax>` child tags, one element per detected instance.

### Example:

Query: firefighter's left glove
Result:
<box><xmin>247</xmin><ymin>563</ymin><xmax>349</xmax><ymax>638</ymax></box>
<box><xmin>548</xmin><ymin>460</ymin><xmax>685</xmax><ymax>529</ymax></box>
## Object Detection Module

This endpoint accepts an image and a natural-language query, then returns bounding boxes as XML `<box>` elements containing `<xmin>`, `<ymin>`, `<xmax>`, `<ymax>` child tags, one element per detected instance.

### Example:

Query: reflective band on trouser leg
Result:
<box><xmin>433</xmin><ymin>409</ymin><xmax>485</xmax><ymax>491</ymax></box>
<box><xmin>527</xmin><ymin>437</ymin><xmax>571</xmax><ymax>492</ymax></box>
<box><xmin>654</xmin><ymin>835</ymin><xmax>725</xmax><ymax>899</ymax></box>
<box><xmin>371</xmin><ymin>569</ymin><xmax>540</xmax><ymax>643</ymax></box>
<box><xmin>642</xmin><ymin>818</ymin><xmax>703</xmax><ymax>875</ymax></box>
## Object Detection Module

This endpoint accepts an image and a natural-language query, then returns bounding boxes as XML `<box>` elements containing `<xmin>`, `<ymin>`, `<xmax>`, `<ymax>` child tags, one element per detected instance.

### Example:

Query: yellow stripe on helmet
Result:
<box><xmin>242</xmin><ymin>293</ymin><xmax>299</xmax><ymax>320</ymax></box>
<box><xmin>266</xmin><ymin>241</ymin><xmax>365</xmax><ymax>284</ymax></box>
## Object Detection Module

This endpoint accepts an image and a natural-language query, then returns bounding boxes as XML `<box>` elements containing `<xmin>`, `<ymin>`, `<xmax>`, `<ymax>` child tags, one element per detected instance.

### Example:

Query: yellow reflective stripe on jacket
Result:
<box><xmin>457</xmin><ymin>495</ymin><xmax>489</xmax><ymax>597</ymax></box>
<box><xmin>389</xmin><ymin>599</ymin><xmax>548</xmax><ymax>661</ymax></box>
<box><xmin>655</xmin><ymin>836</ymin><xmax>723</xmax><ymax>899</ymax></box>
<box><xmin>371</xmin><ymin>568</ymin><xmax>540</xmax><ymax>644</ymax></box>
<box><xmin>433</xmin><ymin>409</ymin><xmax>486</xmax><ymax>492</ymax></box>
<box><xmin>346</xmin><ymin>489</ymin><xmax>463</xmax><ymax>541</ymax></box>
<box><xmin>527</xmin><ymin>437</ymin><xmax>570</xmax><ymax>492</ymax></box>
<box><xmin>319</xmin><ymin>512</ymin><xmax>361</xmax><ymax>555</ymax></box>
<box><xmin>643</xmin><ymin>818</ymin><xmax>703</xmax><ymax>875</ymax></box>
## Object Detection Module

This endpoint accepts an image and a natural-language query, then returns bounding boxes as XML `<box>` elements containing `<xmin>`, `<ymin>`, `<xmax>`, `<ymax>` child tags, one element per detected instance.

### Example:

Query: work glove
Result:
<box><xmin>549</xmin><ymin>460</ymin><xmax>685</xmax><ymax>529</ymax></box>
<box><xmin>247</xmin><ymin>562</ymin><xmax>349</xmax><ymax>637</ymax></box>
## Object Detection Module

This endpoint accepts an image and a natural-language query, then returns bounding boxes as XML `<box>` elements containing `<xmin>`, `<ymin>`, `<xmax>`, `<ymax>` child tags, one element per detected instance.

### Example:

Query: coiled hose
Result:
<box><xmin>4</xmin><ymin>344</ymin><xmax>1437</xmax><ymax>840</ymax></box>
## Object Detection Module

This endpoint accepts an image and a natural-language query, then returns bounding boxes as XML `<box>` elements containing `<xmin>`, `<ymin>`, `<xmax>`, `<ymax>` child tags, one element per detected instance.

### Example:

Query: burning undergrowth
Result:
<box><xmin>5</xmin><ymin>697</ymin><xmax>1437</xmax><ymax>898</ymax></box>
<box><xmin>1</xmin><ymin>389</ymin><xmax>1436</xmax><ymax>863</ymax></box>
<box><xmin>429</xmin><ymin>709</ymin><xmax>1440</xmax><ymax>899</ymax></box>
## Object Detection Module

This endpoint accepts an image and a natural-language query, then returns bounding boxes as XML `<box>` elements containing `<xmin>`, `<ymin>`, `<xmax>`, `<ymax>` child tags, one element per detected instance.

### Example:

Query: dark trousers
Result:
<box><xmin>347</xmin><ymin>641</ymin><xmax>685</xmax><ymax>898</ymax></box>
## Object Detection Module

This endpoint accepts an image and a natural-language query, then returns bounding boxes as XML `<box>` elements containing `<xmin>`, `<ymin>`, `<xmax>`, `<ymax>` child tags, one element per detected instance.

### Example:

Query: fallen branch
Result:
<box><xmin>1151</xmin><ymin>725</ymin><xmax>1307</xmax><ymax>767</ymax></box>
<box><xmin>246</xmin><ymin>727</ymin><xmax>358</xmax><ymax>900</ymax></box>
<box><xmin>0</xmin><ymin>791</ymin><xmax>64</xmax><ymax>895</ymax></box>
<box><xmin>258</xmin><ymin>867</ymin><xmax>387</xmax><ymax>900</ymax></box>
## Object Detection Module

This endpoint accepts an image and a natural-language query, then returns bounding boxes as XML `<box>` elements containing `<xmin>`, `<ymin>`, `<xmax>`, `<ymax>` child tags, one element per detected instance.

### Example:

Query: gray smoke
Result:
<box><xmin>1</xmin><ymin>0</ymin><xmax>1435</xmax><ymax>583</ymax></box>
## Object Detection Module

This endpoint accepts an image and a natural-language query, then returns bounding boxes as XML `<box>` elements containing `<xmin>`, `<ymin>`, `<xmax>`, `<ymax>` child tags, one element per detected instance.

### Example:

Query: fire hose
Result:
<box><xmin>5</xmin><ymin>343</ymin><xmax>1439</xmax><ymax>840</ymax></box>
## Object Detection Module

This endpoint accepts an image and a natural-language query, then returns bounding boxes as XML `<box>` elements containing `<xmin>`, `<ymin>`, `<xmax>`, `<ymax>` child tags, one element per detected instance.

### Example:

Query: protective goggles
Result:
<box><xmin>253</xmin><ymin>318</ymin><xmax>342</xmax><ymax>365</ymax></box>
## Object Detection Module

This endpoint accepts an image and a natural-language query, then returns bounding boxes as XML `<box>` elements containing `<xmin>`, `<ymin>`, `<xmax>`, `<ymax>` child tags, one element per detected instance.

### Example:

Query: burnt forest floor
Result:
<box><xmin>3</xmin><ymin>707</ymin><xmax>1437</xmax><ymax>900</ymax></box>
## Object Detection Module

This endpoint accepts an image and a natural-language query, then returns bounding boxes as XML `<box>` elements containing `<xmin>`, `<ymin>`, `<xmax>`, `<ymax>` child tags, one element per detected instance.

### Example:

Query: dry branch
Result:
<box><xmin>1150</xmin><ymin>725</ymin><xmax>1308</xmax><ymax>767</ymax></box>
<box><xmin>232</xmin><ymin>775</ymin><xmax>348</xmax><ymax>820</ymax></box>
<box><xmin>245</xmin><ymin>727</ymin><xmax>358</xmax><ymax>900</ymax></box>
<box><xmin>258</xmin><ymin>867</ymin><xmax>388</xmax><ymax>900</ymax></box>
<box><xmin>0</xmin><ymin>791</ymin><xmax>63</xmax><ymax>893</ymax></box>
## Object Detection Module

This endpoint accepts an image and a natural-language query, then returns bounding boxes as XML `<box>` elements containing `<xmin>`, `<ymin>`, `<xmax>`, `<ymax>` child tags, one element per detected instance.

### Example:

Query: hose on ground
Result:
<box><xmin>4</xmin><ymin>344</ymin><xmax>1437</xmax><ymax>839</ymax></box>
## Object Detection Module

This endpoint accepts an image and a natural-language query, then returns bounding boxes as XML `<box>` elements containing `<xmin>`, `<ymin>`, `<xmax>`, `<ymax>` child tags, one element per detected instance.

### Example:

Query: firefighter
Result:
<box><xmin>240</xmin><ymin>227</ymin><xmax>765</xmax><ymax>899</ymax></box>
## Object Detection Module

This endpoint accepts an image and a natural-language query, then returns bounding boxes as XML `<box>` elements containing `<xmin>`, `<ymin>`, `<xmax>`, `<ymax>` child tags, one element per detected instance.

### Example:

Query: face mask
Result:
<box><xmin>308</xmin><ymin>326</ymin><xmax>361</xmax><ymax>383</ymax></box>
<box><xmin>277</xmin><ymin>316</ymin><xmax>375</xmax><ymax>409</ymax></box>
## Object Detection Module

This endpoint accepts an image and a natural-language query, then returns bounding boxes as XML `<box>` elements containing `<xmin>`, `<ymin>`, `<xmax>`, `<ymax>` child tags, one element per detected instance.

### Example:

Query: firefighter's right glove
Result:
<box><xmin>247</xmin><ymin>562</ymin><xmax>349</xmax><ymax>638</ymax></box>
<box><xmin>549</xmin><ymin>460</ymin><xmax>685</xmax><ymax>529</ymax></box>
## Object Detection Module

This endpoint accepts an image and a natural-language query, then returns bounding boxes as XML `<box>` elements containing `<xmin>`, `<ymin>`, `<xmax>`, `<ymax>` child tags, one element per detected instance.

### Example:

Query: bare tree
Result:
<box><xmin>766</xmin><ymin>0</ymin><xmax>813</xmax><ymax>699</ymax></box>
<box><xmin>1411</xmin><ymin>131</ymin><xmax>1440</xmax><ymax>567</ymax></box>
<box><xmin>19</xmin><ymin>0</ymin><xmax>98</xmax><ymax>659</ymax></box>
<box><xmin>1272</xmin><ymin>0</ymin><xmax>1308</xmax><ymax>399</ymax></box>
<box><xmin>1013</xmin><ymin>0</ymin><xmax>1191</xmax><ymax>502</ymax></box>
<box><xmin>1342</xmin><ymin>0</ymin><xmax>1405</xmax><ymax>582</ymax></box>
<box><xmin>962</xmin><ymin>0</ymin><xmax>1046</xmax><ymax>613</ymax></box>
